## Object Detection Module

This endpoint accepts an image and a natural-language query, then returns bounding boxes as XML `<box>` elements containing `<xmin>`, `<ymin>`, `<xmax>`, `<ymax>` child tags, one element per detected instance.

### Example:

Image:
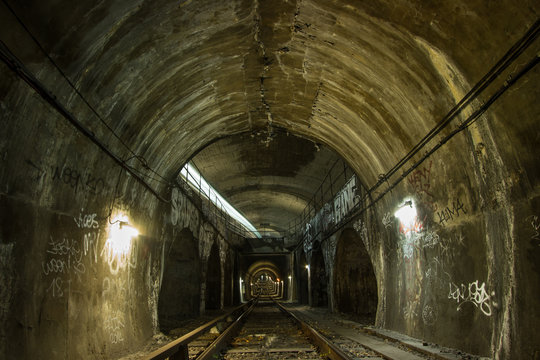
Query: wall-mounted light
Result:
<box><xmin>394</xmin><ymin>199</ymin><xmax>417</xmax><ymax>227</ymax></box>
<box><xmin>305</xmin><ymin>264</ymin><xmax>310</xmax><ymax>271</ymax></box>
<box><xmin>107</xmin><ymin>214</ymin><xmax>138</xmax><ymax>257</ymax></box>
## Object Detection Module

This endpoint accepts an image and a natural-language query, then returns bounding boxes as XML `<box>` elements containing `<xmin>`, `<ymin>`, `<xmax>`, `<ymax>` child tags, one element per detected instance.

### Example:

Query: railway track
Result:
<box><xmin>145</xmin><ymin>299</ymin><xmax>435</xmax><ymax>360</ymax></box>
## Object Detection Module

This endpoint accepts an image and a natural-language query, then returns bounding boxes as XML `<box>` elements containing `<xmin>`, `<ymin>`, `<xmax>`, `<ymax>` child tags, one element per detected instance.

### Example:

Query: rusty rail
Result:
<box><xmin>145</xmin><ymin>300</ymin><xmax>254</xmax><ymax>360</ymax></box>
<box><xmin>273</xmin><ymin>300</ymin><xmax>353</xmax><ymax>360</ymax></box>
<box><xmin>196</xmin><ymin>299</ymin><xmax>258</xmax><ymax>360</ymax></box>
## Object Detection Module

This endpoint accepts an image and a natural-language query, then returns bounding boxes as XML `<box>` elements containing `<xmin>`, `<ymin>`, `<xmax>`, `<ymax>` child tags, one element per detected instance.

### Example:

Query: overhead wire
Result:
<box><xmin>0</xmin><ymin>40</ymin><xmax>169</xmax><ymax>203</ymax></box>
<box><xmin>373</xmin><ymin>19</ymin><xmax>539</xmax><ymax>191</ymax></box>
<box><xmin>292</xmin><ymin>19</ymin><xmax>539</xmax><ymax>248</ymax></box>
<box><xmin>0</xmin><ymin>0</ymin><xmax>180</xmax><ymax>202</ymax></box>
<box><xmin>0</xmin><ymin>0</ymin><xmax>148</xmax><ymax>165</ymax></box>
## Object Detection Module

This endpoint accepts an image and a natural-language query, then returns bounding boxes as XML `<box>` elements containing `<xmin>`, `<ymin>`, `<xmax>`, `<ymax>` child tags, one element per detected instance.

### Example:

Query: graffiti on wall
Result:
<box><xmin>436</xmin><ymin>197</ymin><xmax>467</xmax><ymax>226</ymax></box>
<box><xmin>302</xmin><ymin>175</ymin><xmax>363</xmax><ymax>259</ymax></box>
<box><xmin>422</xmin><ymin>304</ymin><xmax>437</xmax><ymax>325</ymax></box>
<box><xmin>100</xmin><ymin>215</ymin><xmax>139</xmax><ymax>276</ymax></box>
<box><xmin>382</xmin><ymin>212</ymin><xmax>393</xmax><ymax>229</ymax></box>
<box><xmin>75</xmin><ymin>211</ymin><xmax>101</xmax><ymax>264</ymax></box>
<box><xmin>334</xmin><ymin>176</ymin><xmax>361</xmax><ymax>224</ymax></box>
<box><xmin>199</xmin><ymin>222</ymin><xmax>215</xmax><ymax>262</ymax></box>
<box><xmin>407</xmin><ymin>161</ymin><xmax>437</xmax><ymax>211</ymax></box>
<box><xmin>43</xmin><ymin>210</ymin><xmax>142</xmax><ymax>301</ymax></box>
<box><xmin>171</xmin><ymin>188</ymin><xmax>200</xmax><ymax>235</ymax></box>
<box><xmin>402</xmin><ymin>298</ymin><xmax>419</xmax><ymax>321</ymax></box>
<box><xmin>104</xmin><ymin>310</ymin><xmax>126</xmax><ymax>344</ymax></box>
<box><xmin>43</xmin><ymin>213</ymin><xmax>85</xmax><ymax>297</ymax></box>
<box><xmin>526</xmin><ymin>215</ymin><xmax>540</xmax><ymax>246</ymax></box>
<box><xmin>353</xmin><ymin>219</ymin><xmax>370</xmax><ymax>253</ymax></box>
<box><xmin>448</xmin><ymin>280</ymin><xmax>495</xmax><ymax>316</ymax></box>
<box><xmin>26</xmin><ymin>159</ymin><xmax>106</xmax><ymax>196</ymax></box>
<box><xmin>399</xmin><ymin>215</ymin><xmax>426</xmax><ymax>237</ymax></box>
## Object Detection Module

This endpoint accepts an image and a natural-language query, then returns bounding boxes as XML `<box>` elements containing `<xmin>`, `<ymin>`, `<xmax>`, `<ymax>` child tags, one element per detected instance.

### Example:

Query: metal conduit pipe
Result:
<box><xmin>335</xmin><ymin>50</ymin><xmax>540</xmax><ymax>237</ymax></box>
<box><xmin>372</xmin><ymin>19</ymin><xmax>539</xmax><ymax>191</ymax></box>
<box><xmin>290</xmin><ymin>19</ymin><xmax>539</xmax><ymax>243</ymax></box>
<box><xmin>0</xmin><ymin>40</ymin><xmax>170</xmax><ymax>203</ymax></box>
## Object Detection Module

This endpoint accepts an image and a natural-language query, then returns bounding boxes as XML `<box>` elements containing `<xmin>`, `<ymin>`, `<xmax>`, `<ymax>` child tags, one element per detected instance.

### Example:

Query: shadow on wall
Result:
<box><xmin>311</xmin><ymin>249</ymin><xmax>328</xmax><ymax>307</ymax></box>
<box><xmin>334</xmin><ymin>228</ymin><xmax>378</xmax><ymax>323</ymax></box>
<box><xmin>224</xmin><ymin>251</ymin><xmax>234</xmax><ymax>307</ymax></box>
<box><xmin>206</xmin><ymin>242</ymin><xmax>221</xmax><ymax>310</ymax></box>
<box><xmin>158</xmin><ymin>228</ymin><xmax>200</xmax><ymax>332</ymax></box>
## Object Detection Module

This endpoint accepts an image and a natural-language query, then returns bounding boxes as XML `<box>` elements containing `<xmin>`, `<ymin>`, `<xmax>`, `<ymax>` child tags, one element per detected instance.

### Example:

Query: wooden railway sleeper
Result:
<box><xmin>273</xmin><ymin>300</ymin><xmax>354</xmax><ymax>360</ymax></box>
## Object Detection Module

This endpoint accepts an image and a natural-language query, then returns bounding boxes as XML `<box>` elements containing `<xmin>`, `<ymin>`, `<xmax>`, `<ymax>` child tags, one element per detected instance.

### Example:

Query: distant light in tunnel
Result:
<box><xmin>394</xmin><ymin>199</ymin><xmax>417</xmax><ymax>227</ymax></box>
<box><xmin>180</xmin><ymin>163</ymin><xmax>261</xmax><ymax>238</ymax></box>
<box><xmin>106</xmin><ymin>214</ymin><xmax>138</xmax><ymax>258</ymax></box>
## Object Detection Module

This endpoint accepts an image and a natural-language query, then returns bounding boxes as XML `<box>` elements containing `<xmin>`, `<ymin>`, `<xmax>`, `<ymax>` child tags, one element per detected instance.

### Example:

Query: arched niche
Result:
<box><xmin>223</xmin><ymin>250</ymin><xmax>234</xmax><ymax>307</ymax></box>
<box><xmin>334</xmin><ymin>228</ymin><xmax>378</xmax><ymax>322</ymax></box>
<box><xmin>205</xmin><ymin>241</ymin><xmax>222</xmax><ymax>310</ymax></box>
<box><xmin>311</xmin><ymin>248</ymin><xmax>328</xmax><ymax>307</ymax></box>
<box><xmin>158</xmin><ymin>227</ymin><xmax>201</xmax><ymax>332</ymax></box>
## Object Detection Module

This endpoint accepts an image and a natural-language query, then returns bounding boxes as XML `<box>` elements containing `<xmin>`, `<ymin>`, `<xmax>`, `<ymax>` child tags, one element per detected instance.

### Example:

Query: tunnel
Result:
<box><xmin>0</xmin><ymin>0</ymin><xmax>539</xmax><ymax>359</ymax></box>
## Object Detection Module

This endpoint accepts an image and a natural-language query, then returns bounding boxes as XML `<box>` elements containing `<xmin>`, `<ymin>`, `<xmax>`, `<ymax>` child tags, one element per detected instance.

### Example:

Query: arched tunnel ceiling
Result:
<box><xmin>191</xmin><ymin>132</ymin><xmax>346</xmax><ymax>234</ymax></box>
<box><xmin>2</xmin><ymin>0</ymin><xmax>537</xmax><ymax>234</ymax></box>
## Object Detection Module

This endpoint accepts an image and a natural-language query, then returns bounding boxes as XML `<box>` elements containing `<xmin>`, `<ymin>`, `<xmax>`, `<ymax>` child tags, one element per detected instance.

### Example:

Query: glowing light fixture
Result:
<box><xmin>107</xmin><ymin>214</ymin><xmax>139</xmax><ymax>257</ymax></box>
<box><xmin>180</xmin><ymin>163</ymin><xmax>261</xmax><ymax>238</ymax></box>
<box><xmin>394</xmin><ymin>199</ymin><xmax>417</xmax><ymax>227</ymax></box>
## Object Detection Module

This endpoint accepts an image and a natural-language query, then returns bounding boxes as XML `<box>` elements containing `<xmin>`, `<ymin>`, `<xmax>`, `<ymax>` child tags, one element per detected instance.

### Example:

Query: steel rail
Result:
<box><xmin>196</xmin><ymin>299</ymin><xmax>258</xmax><ymax>360</ymax></box>
<box><xmin>144</xmin><ymin>300</ymin><xmax>254</xmax><ymax>360</ymax></box>
<box><xmin>273</xmin><ymin>300</ymin><xmax>354</xmax><ymax>360</ymax></box>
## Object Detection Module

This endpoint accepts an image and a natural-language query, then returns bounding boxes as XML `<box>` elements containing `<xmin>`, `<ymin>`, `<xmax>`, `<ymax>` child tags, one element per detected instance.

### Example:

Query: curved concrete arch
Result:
<box><xmin>0</xmin><ymin>1</ymin><xmax>538</xmax><ymax>359</ymax></box>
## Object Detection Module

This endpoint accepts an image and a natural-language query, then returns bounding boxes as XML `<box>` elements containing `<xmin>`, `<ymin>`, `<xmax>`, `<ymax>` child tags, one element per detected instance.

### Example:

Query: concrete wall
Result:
<box><xmin>299</xmin><ymin>85</ymin><xmax>540</xmax><ymax>357</ymax></box>
<box><xmin>0</xmin><ymin>87</ymin><xmax>162</xmax><ymax>357</ymax></box>
<box><xmin>158</xmin><ymin>228</ymin><xmax>200</xmax><ymax>332</ymax></box>
<box><xmin>0</xmin><ymin>76</ymin><xmax>236</xmax><ymax>358</ymax></box>
<box><xmin>333</xmin><ymin>228</ymin><xmax>377</xmax><ymax>320</ymax></box>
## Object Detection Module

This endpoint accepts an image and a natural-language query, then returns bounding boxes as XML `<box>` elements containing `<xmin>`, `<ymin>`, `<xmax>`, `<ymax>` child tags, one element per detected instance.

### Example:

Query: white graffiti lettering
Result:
<box><xmin>333</xmin><ymin>177</ymin><xmax>360</xmax><ymax>224</ymax></box>
<box><xmin>42</xmin><ymin>237</ymin><xmax>86</xmax><ymax>281</ymax></box>
<box><xmin>526</xmin><ymin>215</ymin><xmax>540</xmax><ymax>245</ymax></box>
<box><xmin>353</xmin><ymin>219</ymin><xmax>369</xmax><ymax>249</ymax></box>
<box><xmin>382</xmin><ymin>212</ymin><xmax>393</xmax><ymax>229</ymax></box>
<box><xmin>46</xmin><ymin>277</ymin><xmax>71</xmax><ymax>298</ymax></box>
<box><xmin>422</xmin><ymin>231</ymin><xmax>440</xmax><ymax>248</ymax></box>
<box><xmin>100</xmin><ymin>239</ymin><xmax>137</xmax><ymax>276</ymax></box>
<box><xmin>83</xmin><ymin>230</ymin><xmax>100</xmax><ymax>263</ymax></box>
<box><xmin>104</xmin><ymin>311</ymin><xmax>125</xmax><ymax>344</ymax></box>
<box><xmin>448</xmin><ymin>280</ymin><xmax>494</xmax><ymax>316</ymax></box>
<box><xmin>74</xmin><ymin>211</ymin><xmax>99</xmax><ymax>229</ymax></box>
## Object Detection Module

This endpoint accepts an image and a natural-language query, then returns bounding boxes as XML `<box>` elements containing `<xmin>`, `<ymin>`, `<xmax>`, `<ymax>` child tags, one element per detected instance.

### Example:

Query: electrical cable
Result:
<box><xmin>324</xmin><ymin>50</ymin><xmax>539</xmax><ymax>243</ymax></box>
<box><xmin>1</xmin><ymin>0</ymin><xmax>146</xmax><ymax>165</ymax></box>
<box><xmin>373</xmin><ymin>19</ymin><xmax>539</xmax><ymax>190</ymax></box>
<box><xmin>0</xmin><ymin>40</ymin><xmax>169</xmax><ymax>203</ymax></box>
<box><xmin>291</xmin><ymin>20</ymin><xmax>539</xmax><ymax>250</ymax></box>
<box><xmin>0</xmin><ymin>0</ymin><xmax>181</xmax><ymax>202</ymax></box>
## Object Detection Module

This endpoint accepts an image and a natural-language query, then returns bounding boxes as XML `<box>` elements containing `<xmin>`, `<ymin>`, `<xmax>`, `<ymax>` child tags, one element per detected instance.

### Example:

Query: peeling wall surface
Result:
<box><xmin>0</xmin><ymin>0</ymin><xmax>539</xmax><ymax>359</ymax></box>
